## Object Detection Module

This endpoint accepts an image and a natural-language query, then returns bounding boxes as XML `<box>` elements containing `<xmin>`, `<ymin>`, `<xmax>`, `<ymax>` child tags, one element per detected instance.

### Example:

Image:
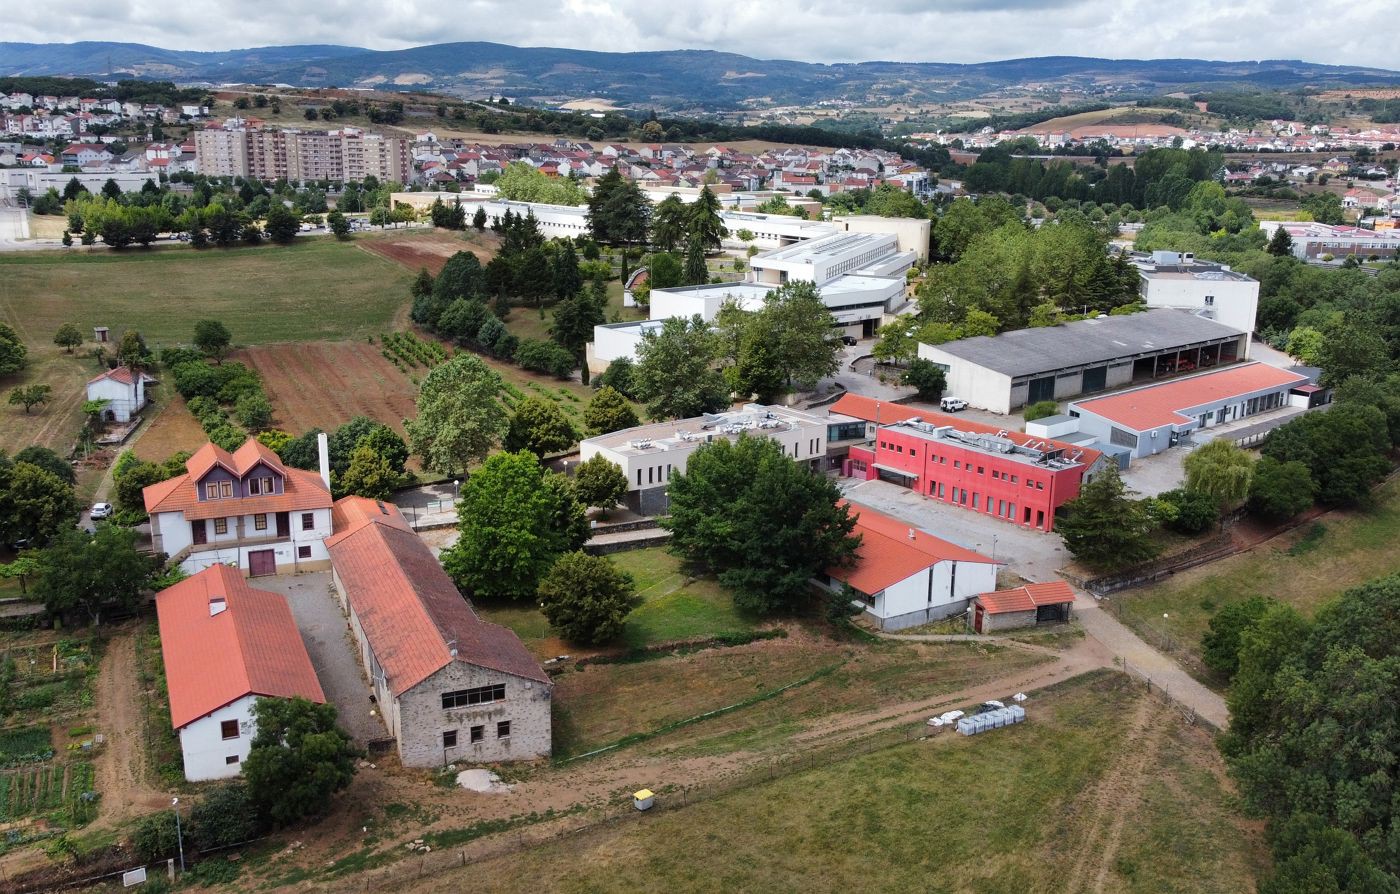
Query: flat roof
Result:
<box><xmin>886</xmin><ymin>420</ymin><xmax>1090</xmax><ymax>471</ymax></box>
<box><xmin>753</xmin><ymin>231</ymin><xmax>894</xmax><ymax>266</ymax></box>
<box><xmin>1070</xmin><ymin>362</ymin><xmax>1308</xmax><ymax>432</ymax></box>
<box><xmin>585</xmin><ymin>404</ymin><xmax>824</xmax><ymax>456</ymax></box>
<box><xmin>924</xmin><ymin>309</ymin><xmax>1246</xmax><ymax>378</ymax></box>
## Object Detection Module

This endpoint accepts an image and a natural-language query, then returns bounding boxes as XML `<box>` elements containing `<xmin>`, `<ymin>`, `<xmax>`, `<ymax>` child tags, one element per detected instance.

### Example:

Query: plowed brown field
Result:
<box><xmin>235</xmin><ymin>340</ymin><xmax>419</xmax><ymax>436</ymax></box>
<box><xmin>359</xmin><ymin>230</ymin><xmax>497</xmax><ymax>276</ymax></box>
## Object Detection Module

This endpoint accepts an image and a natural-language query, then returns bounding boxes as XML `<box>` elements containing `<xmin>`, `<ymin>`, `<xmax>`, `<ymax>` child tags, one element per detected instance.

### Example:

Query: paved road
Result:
<box><xmin>258</xmin><ymin>572</ymin><xmax>389</xmax><ymax>744</ymax></box>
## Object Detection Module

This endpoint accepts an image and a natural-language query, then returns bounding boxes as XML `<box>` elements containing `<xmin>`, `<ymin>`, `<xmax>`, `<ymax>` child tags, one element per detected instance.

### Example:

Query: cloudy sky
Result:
<box><xmin>8</xmin><ymin>0</ymin><xmax>1397</xmax><ymax>69</ymax></box>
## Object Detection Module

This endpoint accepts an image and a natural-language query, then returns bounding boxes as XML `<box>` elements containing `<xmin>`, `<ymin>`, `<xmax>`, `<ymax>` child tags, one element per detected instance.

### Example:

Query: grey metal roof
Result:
<box><xmin>926</xmin><ymin>309</ymin><xmax>1246</xmax><ymax>378</ymax></box>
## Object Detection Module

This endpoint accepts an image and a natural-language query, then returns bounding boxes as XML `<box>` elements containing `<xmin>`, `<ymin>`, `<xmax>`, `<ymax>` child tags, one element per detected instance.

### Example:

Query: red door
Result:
<box><xmin>248</xmin><ymin>549</ymin><xmax>276</xmax><ymax>577</ymax></box>
<box><xmin>973</xmin><ymin>604</ymin><xmax>985</xmax><ymax>634</ymax></box>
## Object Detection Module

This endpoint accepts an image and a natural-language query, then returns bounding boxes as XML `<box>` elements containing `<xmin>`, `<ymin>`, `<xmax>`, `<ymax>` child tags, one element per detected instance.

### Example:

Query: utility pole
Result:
<box><xmin>172</xmin><ymin>798</ymin><xmax>185</xmax><ymax>873</ymax></box>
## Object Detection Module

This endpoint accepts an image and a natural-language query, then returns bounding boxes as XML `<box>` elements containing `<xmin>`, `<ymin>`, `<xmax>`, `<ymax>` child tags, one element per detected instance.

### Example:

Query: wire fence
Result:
<box><xmin>1118</xmin><ymin>659</ymin><xmax>1213</xmax><ymax>729</ymax></box>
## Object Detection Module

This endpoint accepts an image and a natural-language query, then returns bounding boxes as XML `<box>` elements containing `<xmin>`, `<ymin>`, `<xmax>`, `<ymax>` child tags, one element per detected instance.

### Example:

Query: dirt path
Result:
<box><xmin>93</xmin><ymin>630</ymin><xmax>173</xmax><ymax>824</ymax></box>
<box><xmin>1059</xmin><ymin>695</ymin><xmax>1167</xmax><ymax>894</ymax></box>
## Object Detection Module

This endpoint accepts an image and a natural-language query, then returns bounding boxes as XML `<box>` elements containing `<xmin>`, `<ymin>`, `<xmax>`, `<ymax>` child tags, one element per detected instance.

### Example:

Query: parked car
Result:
<box><xmin>840</xmin><ymin>335</ymin><xmax>858</xmax><ymax>346</ymax></box>
<box><xmin>89</xmin><ymin>502</ymin><xmax>113</xmax><ymax>520</ymax></box>
<box><xmin>6</xmin><ymin>539</ymin><xmax>30</xmax><ymax>553</ymax></box>
<box><xmin>940</xmin><ymin>397</ymin><xmax>968</xmax><ymax>412</ymax></box>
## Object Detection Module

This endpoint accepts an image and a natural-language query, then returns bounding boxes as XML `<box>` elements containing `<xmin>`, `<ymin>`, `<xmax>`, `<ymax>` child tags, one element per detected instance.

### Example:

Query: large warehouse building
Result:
<box><xmin>917</xmin><ymin>309</ymin><xmax>1250</xmax><ymax>415</ymax></box>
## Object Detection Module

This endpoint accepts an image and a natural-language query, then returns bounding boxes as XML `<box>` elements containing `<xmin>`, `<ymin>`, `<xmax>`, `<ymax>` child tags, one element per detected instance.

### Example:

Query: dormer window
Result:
<box><xmin>247</xmin><ymin>476</ymin><xmax>274</xmax><ymax>495</ymax></box>
<box><xmin>206</xmin><ymin>483</ymin><xmax>219</xmax><ymax>500</ymax></box>
<box><xmin>209</xmin><ymin>597</ymin><xmax>227</xmax><ymax>617</ymax></box>
<box><xmin>220</xmin><ymin>481</ymin><xmax>232</xmax><ymax>498</ymax></box>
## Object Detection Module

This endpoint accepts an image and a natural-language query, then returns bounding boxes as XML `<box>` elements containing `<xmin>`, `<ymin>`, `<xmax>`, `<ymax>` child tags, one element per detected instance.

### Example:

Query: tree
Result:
<box><xmin>1247</xmin><ymin>456</ymin><xmax>1317</xmax><ymax>522</ymax></box>
<box><xmin>1267</xmin><ymin>226</ymin><xmax>1294</xmax><ymax>257</ymax></box>
<box><xmin>537</xmin><ymin>552</ymin><xmax>639</xmax><ymax>644</ymax></box>
<box><xmin>1056</xmin><ymin>468</ymin><xmax>1160</xmax><ymax>569</ymax></box>
<box><xmin>583</xmin><ymin>386</ymin><xmax>640</xmax><ymax>435</ymax></box>
<box><xmin>551</xmin><ymin>240</ymin><xmax>584</xmax><ymax>303</ymax></box>
<box><xmin>193</xmin><ymin>319</ymin><xmax>232</xmax><ymax>363</ymax></box>
<box><xmin>902</xmin><ymin>359</ymin><xmax>946</xmax><ymax>401</ymax></box>
<box><xmin>14</xmin><ymin>446</ymin><xmax>74</xmax><ymax>484</ymax></box>
<box><xmin>405</xmin><ymin>355</ymin><xmax>508</xmax><ymax>475</ymax></box>
<box><xmin>651</xmin><ymin>194</ymin><xmax>688</xmax><ymax>252</ymax></box>
<box><xmin>550</xmin><ymin>291</ymin><xmax>605</xmax><ymax>384</ymax></box>
<box><xmin>263</xmin><ymin>202</ymin><xmax>300</xmax><ymax>244</ymax></box>
<box><xmin>53</xmin><ymin>323</ymin><xmax>83</xmax><ymax>353</ymax></box>
<box><xmin>336</xmin><ymin>444</ymin><xmax>399</xmax><ymax>500</ymax></box>
<box><xmin>234</xmin><ymin>392</ymin><xmax>273</xmax><ymax>430</ymax></box>
<box><xmin>441</xmin><ymin>451</ymin><xmax>583</xmax><ymax>601</ymax></box>
<box><xmin>514</xmin><ymin>339</ymin><xmax>576</xmax><ymax>378</ymax></box>
<box><xmin>755</xmin><ymin>281</ymin><xmax>841</xmax><ymax>390</ymax></box>
<box><xmin>587</xmin><ymin>168</ymin><xmax>651</xmax><ymax>282</ymax></box>
<box><xmin>32</xmin><ymin>525</ymin><xmax>159</xmax><ymax>624</ymax></box>
<box><xmin>664</xmin><ymin>435</ymin><xmax>859</xmax><ymax>615</ymax></box>
<box><xmin>633</xmin><ymin>315</ymin><xmax>726</xmax><ymax>420</ymax></box>
<box><xmin>572</xmin><ymin>453</ymin><xmax>628</xmax><ymax>513</ymax></box>
<box><xmin>1201</xmin><ymin>595</ymin><xmax>1274</xmax><ymax>679</ymax></box>
<box><xmin>472</xmin><ymin>205</ymin><xmax>487</xmax><ymax>231</ymax></box>
<box><xmin>326</xmin><ymin>210</ymin><xmax>351</xmax><ymax>239</ymax></box>
<box><xmin>0</xmin><ymin>556</ymin><xmax>39</xmax><ymax>596</ymax></box>
<box><xmin>503</xmin><ymin>396</ymin><xmax>577</xmax><ymax>458</ymax></box>
<box><xmin>683</xmin><ymin>236</ymin><xmax>707</xmax><ymax>286</ymax></box>
<box><xmin>189</xmin><ymin>782</ymin><xmax>261</xmax><ymax>852</ymax></box>
<box><xmin>242</xmin><ymin>697</ymin><xmax>357</xmax><ymax>827</ymax></box>
<box><xmin>687</xmin><ymin>185</ymin><xmax>727</xmax><ymax>251</ymax></box>
<box><xmin>595</xmin><ymin>357</ymin><xmax>638</xmax><ymax>400</ymax></box>
<box><xmin>0</xmin><ymin>323</ymin><xmax>27</xmax><ymax>376</ymax></box>
<box><xmin>7</xmin><ymin>384</ymin><xmax>51</xmax><ymax>414</ymax></box>
<box><xmin>115</xmin><ymin>329</ymin><xmax>151</xmax><ymax>372</ymax></box>
<box><xmin>1183</xmin><ymin>439</ymin><xmax>1255</xmax><ymax>511</ymax></box>
<box><xmin>1154</xmin><ymin>487</ymin><xmax>1219</xmax><ymax>534</ymax></box>
<box><xmin>1262</xmin><ymin>403</ymin><xmax>1389</xmax><ymax>507</ymax></box>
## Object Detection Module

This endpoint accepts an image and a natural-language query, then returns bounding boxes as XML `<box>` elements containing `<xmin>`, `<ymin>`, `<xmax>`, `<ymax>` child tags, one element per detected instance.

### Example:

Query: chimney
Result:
<box><xmin>908</xmin><ymin>528</ymin><xmax>916</xmax><ymax>541</ymax></box>
<box><xmin>317</xmin><ymin>432</ymin><xmax>331</xmax><ymax>490</ymax></box>
<box><xmin>209</xmin><ymin>597</ymin><xmax>227</xmax><ymax>617</ymax></box>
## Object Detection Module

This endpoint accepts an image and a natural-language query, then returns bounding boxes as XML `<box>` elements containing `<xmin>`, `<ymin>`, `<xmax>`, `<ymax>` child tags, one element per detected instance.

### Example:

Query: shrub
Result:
<box><xmin>1023</xmin><ymin>400</ymin><xmax>1059</xmax><ymax>422</ymax></box>
<box><xmin>1156</xmin><ymin>488</ymin><xmax>1219</xmax><ymax>535</ymax></box>
<box><xmin>131</xmin><ymin>811</ymin><xmax>180</xmax><ymax>862</ymax></box>
<box><xmin>514</xmin><ymin>339</ymin><xmax>576</xmax><ymax>378</ymax></box>
<box><xmin>190</xmin><ymin>782</ymin><xmax>261</xmax><ymax>851</ymax></box>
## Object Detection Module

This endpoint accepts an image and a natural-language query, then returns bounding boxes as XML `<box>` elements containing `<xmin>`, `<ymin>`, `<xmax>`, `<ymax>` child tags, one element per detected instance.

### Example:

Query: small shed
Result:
<box><xmin>973</xmin><ymin>581</ymin><xmax>1076</xmax><ymax>633</ymax></box>
<box><xmin>93</xmin><ymin>326</ymin><xmax>109</xmax><ymax>343</ymax></box>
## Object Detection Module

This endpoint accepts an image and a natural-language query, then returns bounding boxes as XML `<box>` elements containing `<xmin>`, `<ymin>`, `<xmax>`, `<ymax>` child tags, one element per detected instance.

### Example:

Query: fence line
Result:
<box><xmin>1118</xmin><ymin>660</ymin><xmax>1212</xmax><ymax>730</ymax></box>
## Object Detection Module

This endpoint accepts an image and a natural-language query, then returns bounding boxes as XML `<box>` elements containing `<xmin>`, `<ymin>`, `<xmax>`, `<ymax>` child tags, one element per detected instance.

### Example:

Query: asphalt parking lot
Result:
<box><xmin>254</xmin><ymin>572</ymin><xmax>388</xmax><ymax>745</ymax></box>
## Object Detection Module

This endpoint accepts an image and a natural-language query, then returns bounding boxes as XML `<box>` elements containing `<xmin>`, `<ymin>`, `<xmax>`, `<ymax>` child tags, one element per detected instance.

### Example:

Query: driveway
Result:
<box><xmin>255</xmin><ymin>572</ymin><xmax>388</xmax><ymax>745</ymax></box>
<box><xmin>840</xmin><ymin>478</ymin><xmax>1069</xmax><ymax>582</ymax></box>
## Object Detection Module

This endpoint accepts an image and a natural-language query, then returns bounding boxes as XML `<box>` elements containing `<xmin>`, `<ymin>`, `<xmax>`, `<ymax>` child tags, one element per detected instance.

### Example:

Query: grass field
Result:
<box><xmin>1115</xmin><ymin>476</ymin><xmax>1400</xmax><ymax>672</ymax></box>
<box><xmin>413</xmin><ymin>672</ymin><xmax>1266</xmax><ymax>894</ymax></box>
<box><xmin>477</xmin><ymin>548</ymin><xmax>760</xmax><ymax>660</ymax></box>
<box><xmin>1020</xmin><ymin>106</ymin><xmax>1200</xmax><ymax>135</ymax></box>
<box><xmin>0</xmin><ymin>236</ymin><xmax>411</xmax><ymax>349</ymax></box>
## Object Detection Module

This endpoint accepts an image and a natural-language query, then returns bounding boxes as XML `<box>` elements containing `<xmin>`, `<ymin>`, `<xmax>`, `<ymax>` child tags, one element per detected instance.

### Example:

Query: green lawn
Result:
<box><xmin>1115</xmin><ymin>476</ymin><xmax>1400</xmax><ymax>673</ymax></box>
<box><xmin>477</xmin><ymin>548</ymin><xmax>760</xmax><ymax>654</ymax></box>
<box><xmin>416</xmin><ymin>672</ymin><xmax>1266</xmax><ymax>894</ymax></box>
<box><xmin>0</xmin><ymin>237</ymin><xmax>411</xmax><ymax>350</ymax></box>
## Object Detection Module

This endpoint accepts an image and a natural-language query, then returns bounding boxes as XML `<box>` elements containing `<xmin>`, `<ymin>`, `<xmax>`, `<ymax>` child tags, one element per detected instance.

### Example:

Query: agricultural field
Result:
<box><xmin>1114</xmin><ymin>476</ymin><xmax>1400</xmax><ymax>675</ymax></box>
<box><xmin>359</xmin><ymin>228</ymin><xmax>498</xmax><ymax>276</ymax></box>
<box><xmin>1018</xmin><ymin>106</ymin><xmax>1197</xmax><ymax>137</ymax></box>
<box><xmin>406</xmin><ymin>672</ymin><xmax>1266</xmax><ymax>894</ymax></box>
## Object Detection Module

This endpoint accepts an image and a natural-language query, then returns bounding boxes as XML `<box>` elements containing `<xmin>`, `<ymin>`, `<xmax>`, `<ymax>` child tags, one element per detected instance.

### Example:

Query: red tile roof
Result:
<box><xmin>1070</xmin><ymin>363</ymin><xmax>1307</xmax><ymax>432</ymax></box>
<box><xmin>826</xmin><ymin>501</ymin><xmax>996</xmax><ymax>595</ymax></box>
<box><xmin>325</xmin><ymin>500</ymin><xmax>548</xmax><ymax>694</ymax></box>
<box><xmin>144</xmin><ymin>438</ymin><xmax>329</xmax><ymax>518</ymax></box>
<box><xmin>86</xmin><ymin>366</ymin><xmax>145</xmax><ymax>387</ymax></box>
<box><xmin>975</xmin><ymin>581</ymin><xmax>1076</xmax><ymax>614</ymax></box>
<box><xmin>156</xmin><ymin>565</ymin><xmax>324</xmax><ymax>729</ymax></box>
<box><xmin>831</xmin><ymin>394</ymin><xmax>1103</xmax><ymax>468</ymax></box>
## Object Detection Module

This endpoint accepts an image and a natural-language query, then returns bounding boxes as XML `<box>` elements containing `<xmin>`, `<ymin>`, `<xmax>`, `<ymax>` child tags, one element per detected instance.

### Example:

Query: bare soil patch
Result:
<box><xmin>360</xmin><ymin>230</ymin><xmax>498</xmax><ymax>276</ymax></box>
<box><xmin>235</xmin><ymin>341</ymin><xmax>420</xmax><ymax>438</ymax></box>
<box><xmin>133</xmin><ymin>395</ymin><xmax>210</xmax><ymax>461</ymax></box>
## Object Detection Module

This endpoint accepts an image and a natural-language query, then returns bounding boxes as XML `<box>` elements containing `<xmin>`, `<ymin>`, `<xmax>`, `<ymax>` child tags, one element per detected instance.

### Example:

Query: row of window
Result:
<box><xmin>877</xmin><ymin>441</ymin><xmax>1044</xmax><ymax>490</ymax></box>
<box><xmin>441</xmin><ymin>683</ymin><xmax>505</xmax><ymax>709</ymax></box>
<box><xmin>201</xmin><ymin>512</ymin><xmax>316</xmax><ymax>535</ymax></box>
<box><xmin>928</xmin><ymin>483</ymin><xmax>1045</xmax><ymax>526</ymax></box>
<box><xmin>638</xmin><ymin>463</ymin><xmax>673</xmax><ymax>487</ymax></box>
<box><xmin>204</xmin><ymin>476</ymin><xmax>281</xmax><ymax>500</ymax></box>
<box><xmin>443</xmin><ymin>721</ymin><xmax>510</xmax><ymax>748</ymax></box>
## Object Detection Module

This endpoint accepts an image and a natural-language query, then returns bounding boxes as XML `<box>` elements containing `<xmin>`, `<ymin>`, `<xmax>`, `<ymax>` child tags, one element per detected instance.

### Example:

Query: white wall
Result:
<box><xmin>918</xmin><ymin>344</ymin><xmax>1015</xmax><ymax>414</ymax></box>
<box><xmin>179</xmin><ymin>695</ymin><xmax>256</xmax><ymax>781</ymax></box>
<box><xmin>1141</xmin><ymin>276</ymin><xmax>1259</xmax><ymax>335</ymax></box>
<box><xmin>86</xmin><ymin>378</ymin><xmax>143</xmax><ymax>423</ymax></box>
<box><xmin>157</xmin><ymin>507</ymin><xmax>334</xmax><ymax>574</ymax></box>
<box><xmin>876</xmin><ymin>560</ymin><xmax>999</xmax><ymax>620</ymax></box>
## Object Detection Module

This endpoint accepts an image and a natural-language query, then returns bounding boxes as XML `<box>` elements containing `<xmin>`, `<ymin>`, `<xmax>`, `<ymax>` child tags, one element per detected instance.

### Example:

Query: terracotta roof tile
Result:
<box><xmin>144</xmin><ymin>466</ymin><xmax>330</xmax><ymax>519</ymax></box>
<box><xmin>1071</xmin><ymin>363</ymin><xmax>1308</xmax><ymax>432</ymax></box>
<box><xmin>826</xmin><ymin>501</ymin><xmax>996</xmax><ymax>595</ymax></box>
<box><xmin>156</xmin><ymin>565</ymin><xmax>324</xmax><ymax>729</ymax></box>
<box><xmin>326</xmin><ymin>501</ymin><xmax>548</xmax><ymax>694</ymax></box>
<box><xmin>975</xmin><ymin>581</ymin><xmax>1076</xmax><ymax>614</ymax></box>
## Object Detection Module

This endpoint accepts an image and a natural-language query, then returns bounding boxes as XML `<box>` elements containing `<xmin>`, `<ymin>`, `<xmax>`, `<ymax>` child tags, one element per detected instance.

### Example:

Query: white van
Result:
<box><xmin>940</xmin><ymin>397</ymin><xmax>968</xmax><ymax>412</ymax></box>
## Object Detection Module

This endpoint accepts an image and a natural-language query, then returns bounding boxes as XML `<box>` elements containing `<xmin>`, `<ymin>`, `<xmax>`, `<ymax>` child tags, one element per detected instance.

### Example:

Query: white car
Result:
<box><xmin>89</xmin><ymin>502</ymin><xmax>113</xmax><ymax>520</ymax></box>
<box><xmin>939</xmin><ymin>397</ymin><xmax>968</xmax><ymax>412</ymax></box>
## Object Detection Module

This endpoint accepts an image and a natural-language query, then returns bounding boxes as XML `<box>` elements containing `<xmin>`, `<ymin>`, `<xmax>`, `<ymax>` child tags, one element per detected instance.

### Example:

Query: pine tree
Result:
<box><xmin>684</xmin><ymin>236</ymin><xmax>707</xmax><ymax>286</ymax></box>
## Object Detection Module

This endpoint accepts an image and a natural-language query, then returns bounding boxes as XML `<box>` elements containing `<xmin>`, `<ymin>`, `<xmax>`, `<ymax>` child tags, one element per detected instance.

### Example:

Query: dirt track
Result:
<box><xmin>93</xmin><ymin>631</ymin><xmax>174</xmax><ymax>823</ymax></box>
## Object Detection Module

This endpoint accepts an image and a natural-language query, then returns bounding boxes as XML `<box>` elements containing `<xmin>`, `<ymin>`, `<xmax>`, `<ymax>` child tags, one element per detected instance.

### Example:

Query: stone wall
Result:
<box><xmin>395</xmin><ymin>662</ymin><xmax>552</xmax><ymax>767</ymax></box>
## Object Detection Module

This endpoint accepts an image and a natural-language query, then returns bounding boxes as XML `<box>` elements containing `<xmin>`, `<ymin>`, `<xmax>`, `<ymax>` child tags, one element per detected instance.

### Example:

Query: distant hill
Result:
<box><xmin>3</xmin><ymin>40</ymin><xmax>1399</xmax><ymax>110</ymax></box>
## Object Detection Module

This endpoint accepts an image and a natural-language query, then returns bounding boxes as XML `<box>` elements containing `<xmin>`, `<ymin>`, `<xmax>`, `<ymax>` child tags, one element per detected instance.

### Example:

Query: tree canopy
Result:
<box><xmin>32</xmin><ymin>525</ymin><xmax>160</xmax><ymax>624</ymax></box>
<box><xmin>405</xmin><ymin>355</ymin><xmax>508</xmax><ymax>475</ymax></box>
<box><xmin>633</xmin><ymin>315</ymin><xmax>727</xmax><ymax>420</ymax></box>
<box><xmin>243</xmin><ymin>697</ymin><xmax>358</xmax><ymax>827</ymax></box>
<box><xmin>1056</xmin><ymin>468</ymin><xmax>1160</xmax><ymax>569</ymax></box>
<box><xmin>537</xmin><ymin>551</ymin><xmax>639</xmax><ymax>644</ymax></box>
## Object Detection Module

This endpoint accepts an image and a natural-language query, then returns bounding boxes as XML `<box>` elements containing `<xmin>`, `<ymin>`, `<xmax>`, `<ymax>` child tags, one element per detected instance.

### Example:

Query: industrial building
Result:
<box><xmin>578</xmin><ymin>404</ymin><xmax>831</xmax><ymax>515</ymax></box>
<box><xmin>1066</xmin><ymin>362</ymin><xmax>1316</xmax><ymax>458</ymax></box>
<box><xmin>917</xmin><ymin>309</ymin><xmax>1250</xmax><ymax>415</ymax></box>
<box><xmin>832</xmin><ymin>394</ymin><xmax>1105</xmax><ymax>533</ymax></box>
<box><xmin>1259</xmin><ymin>220</ymin><xmax>1400</xmax><ymax>261</ymax></box>
<box><xmin>1132</xmin><ymin>250</ymin><xmax>1260</xmax><ymax>334</ymax></box>
<box><xmin>818</xmin><ymin>502</ymin><xmax>1000</xmax><ymax>631</ymax></box>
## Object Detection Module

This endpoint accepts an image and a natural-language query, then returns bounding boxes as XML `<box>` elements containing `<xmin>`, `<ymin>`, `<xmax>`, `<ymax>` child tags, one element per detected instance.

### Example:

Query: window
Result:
<box><xmin>497</xmin><ymin>721</ymin><xmax>511</xmax><ymax>739</ymax></box>
<box><xmin>442</xmin><ymin>730</ymin><xmax>457</xmax><ymax>748</ymax></box>
<box><xmin>470</xmin><ymin>725</ymin><xmax>484</xmax><ymax>743</ymax></box>
<box><xmin>213</xmin><ymin>518</ymin><xmax>228</xmax><ymax>535</ymax></box>
<box><xmin>225</xmin><ymin>755</ymin><xmax>240</xmax><ymax>765</ymax></box>
<box><xmin>298</xmin><ymin>545</ymin><xmax>312</xmax><ymax>559</ymax></box>
<box><xmin>254</xmin><ymin>513</ymin><xmax>267</xmax><ymax>531</ymax></box>
<box><xmin>1036</xmin><ymin>481</ymin><xmax>1044</xmax><ymax>490</ymax></box>
<box><xmin>205</xmin><ymin>483</ymin><xmax>220</xmax><ymax>500</ymax></box>
<box><xmin>441</xmin><ymin>683</ymin><xmax>506</xmax><ymax>709</ymax></box>
<box><xmin>221</xmin><ymin>720</ymin><xmax>239</xmax><ymax>740</ymax></box>
<box><xmin>909</xmin><ymin>449</ymin><xmax>916</xmax><ymax>458</ymax></box>
<box><xmin>301</xmin><ymin>512</ymin><xmax>315</xmax><ymax>531</ymax></box>
<box><xmin>220</xmin><ymin>481</ymin><xmax>233</xmax><ymax>498</ymax></box>
<box><xmin>953</xmin><ymin>460</ymin><xmax>961</xmax><ymax>469</ymax></box>
<box><xmin>1011</xmin><ymin>475</ymin><xmax>1018</xmax><ymax>484</ymax></box>
<box><xmin>977</xmin><ymin>466</ymin><xmax>984</xmax><ymax>475</ymax></box>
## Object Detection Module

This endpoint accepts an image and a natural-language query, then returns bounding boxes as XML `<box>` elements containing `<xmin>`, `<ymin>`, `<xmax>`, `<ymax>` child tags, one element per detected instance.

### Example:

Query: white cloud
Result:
<box><xmin>6</xmin><ymin>0</ymin><xmax>1398</xmax><ymax>69</ymax></box>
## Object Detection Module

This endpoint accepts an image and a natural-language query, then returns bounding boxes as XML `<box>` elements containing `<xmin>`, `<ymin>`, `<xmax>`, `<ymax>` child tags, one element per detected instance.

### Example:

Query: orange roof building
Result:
<box><xmin>143</xmin><ymin>436</ymin><xmax>334</xmax><ymax>577</ymax></box>
<box><xmin>821</xmin><ymin>501</ymin><xmax>1000</xmax><ymax>631</ymax></box>
<box><xmin>325</xmin><ymin>496</ymin><xmax>552</xmax><ymax>767</ymax></box>
<box><xmin>155</xmin><ymin>565</ymin><xmax>324</xmax><ymax>781</ymax></box>
<box><xmin>972</xmin><ymin>581</ymin><xmax>1076</xmax><ymax>633</ymax></box>
<box><xmin>1068</xmin><ymin>362</ymin><xmax>1312</xmax><ymax>458</ymax></box>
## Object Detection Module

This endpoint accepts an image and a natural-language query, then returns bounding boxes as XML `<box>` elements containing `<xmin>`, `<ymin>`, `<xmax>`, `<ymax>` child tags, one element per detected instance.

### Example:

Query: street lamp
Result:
<box><xmin>172</xmin><ymin>797</ymin><xmax>185</xmax><ymax>872</ymax></box>
<box><xmin>453</xmin><ymin>479</ymin><xmax>460</xmax><ymax>499</ymax></box>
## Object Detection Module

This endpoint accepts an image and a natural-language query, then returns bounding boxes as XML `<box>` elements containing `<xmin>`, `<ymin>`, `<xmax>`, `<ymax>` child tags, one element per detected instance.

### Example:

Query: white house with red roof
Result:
<box><xmin>143</xmin><ymin>437</ymin><xmax>334</xmax><ymax>576</ymax></box>
<box><xmin>156</xmin><ymin>564</ymin><xmax>325</xmax><ymax>780</ymax></box>
<box><xmin>325</xmin><ymin>496</ymin><xmax>552</xmax><ymax>765</ymax></box>
<box><xmin>85</xmin><ymin>366</ymin><xmax>154</xmax><ymax>423</ymax></box>
<box><xmin>820</xmin><ymin>501</ymin><xmax>1000</xmax><ymax>630</ymax></box>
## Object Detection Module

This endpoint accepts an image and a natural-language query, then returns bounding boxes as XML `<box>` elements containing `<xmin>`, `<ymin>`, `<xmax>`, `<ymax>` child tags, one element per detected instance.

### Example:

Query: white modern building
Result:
<box><xmin>143</xmin><ymin>437</ymin><xmax>334</xmax><ymax>576</ymax></box>
<box><xmin>579</xmin><ymin>404</ymin><xmax>830</xmax><ymax>514</ymax></box>
<box><xmin>818</xmin><ymin>502</ymin><xmax>1001</xmax><ymax>631</ymax></box>
<box><xmin>1132</xmin><ymin>250</ymin><xmax>1260</xmax><ymax>334</ymax></box>
<box><xmin>156</xmin><ymin>564</ymin><xmax>325</xmax><ymax>781</ymax></box>
<box><xmin>1258</xmin><ymin>220</ymin><xmax>1400</xmax><ymax>261</ymax></box>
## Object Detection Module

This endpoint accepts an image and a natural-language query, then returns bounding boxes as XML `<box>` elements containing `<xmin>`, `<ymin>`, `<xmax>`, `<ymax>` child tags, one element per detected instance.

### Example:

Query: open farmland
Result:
<box><xmin>0</xmin><ymin>237</ymin><xmax>411</xmax><ymax>349</ymax></box>
<box><xmin>359</xmin><ymin>229</ymin><xmax>498</xmax><ymax>276</ymax></box>
<box><xmin>237</xmin><ymin>340</ymin><xmax>420</xmax><ymax>437</ymax></box>
<box><xmin>398</xmin><ymin>672</ymin><xmax>1266</xmax><ymax>894</ymax></box>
